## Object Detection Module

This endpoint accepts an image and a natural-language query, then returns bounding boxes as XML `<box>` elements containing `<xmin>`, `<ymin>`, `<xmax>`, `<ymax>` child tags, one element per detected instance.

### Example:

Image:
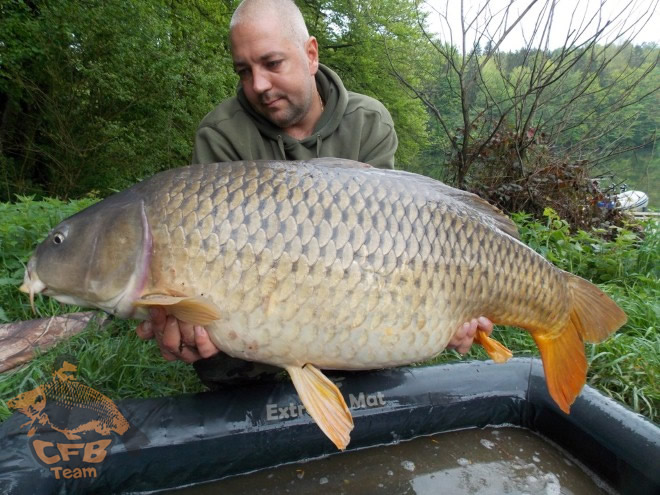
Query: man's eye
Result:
<box><xmin>235</xmin><ymin>68</ymin><xmax>249</xmax><ymax>78</ymax></box>
<box><xmin>266</xmin><ymin>60</ymin><xmax>282</xmax><ymax>69</ymax></box>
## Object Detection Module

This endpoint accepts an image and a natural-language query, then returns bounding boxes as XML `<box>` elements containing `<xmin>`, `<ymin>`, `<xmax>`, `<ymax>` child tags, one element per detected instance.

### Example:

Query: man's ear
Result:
<box><xmin>305</xmin><ymin>36</ymin><xmax>319</xmax><ymax>74</ymax></box>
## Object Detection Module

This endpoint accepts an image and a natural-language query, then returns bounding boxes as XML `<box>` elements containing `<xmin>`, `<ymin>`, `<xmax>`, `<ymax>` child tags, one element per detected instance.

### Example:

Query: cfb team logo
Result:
<box><xmin>8</xmin><ymin>360</ymin><xmax>130</xmax><ymax>480</ymax></box>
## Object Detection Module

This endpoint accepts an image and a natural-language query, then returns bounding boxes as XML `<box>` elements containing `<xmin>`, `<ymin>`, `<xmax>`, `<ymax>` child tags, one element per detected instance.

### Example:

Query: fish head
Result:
<box><xmin>8</xmin><ymin>386</ymin><xmax>46</xmax><ymax>418</ymax></box>
<box><xmin>20</xmin><ymin>192</ymin><xmax>152</xmax><ymax>318</ymax></box>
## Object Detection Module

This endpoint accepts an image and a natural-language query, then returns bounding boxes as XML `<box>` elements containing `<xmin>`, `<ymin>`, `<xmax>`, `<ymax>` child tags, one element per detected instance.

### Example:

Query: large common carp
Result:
<box><xmin>20</xmin><ymin>158</ymin><xmax>626</xmax><ymax>449</ymax></box>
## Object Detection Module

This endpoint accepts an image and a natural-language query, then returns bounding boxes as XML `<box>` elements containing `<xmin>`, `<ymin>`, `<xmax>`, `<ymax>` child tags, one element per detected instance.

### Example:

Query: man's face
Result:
<box><xmin>231</xmin><ymin>18</ymin><xmax>319</xmax><ymax>130</ymax></box>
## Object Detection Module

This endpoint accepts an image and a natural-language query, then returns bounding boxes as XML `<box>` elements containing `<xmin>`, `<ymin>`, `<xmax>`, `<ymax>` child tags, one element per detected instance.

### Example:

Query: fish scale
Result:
<box><xmin>21</xmin><ymin>157</ymin><xmax>626</xmax><ymax>449</ymax></box>
<box><xmin>141</xmin><ymin>160</ymin><xmax>546</xmax><ymax>368</ymax></box>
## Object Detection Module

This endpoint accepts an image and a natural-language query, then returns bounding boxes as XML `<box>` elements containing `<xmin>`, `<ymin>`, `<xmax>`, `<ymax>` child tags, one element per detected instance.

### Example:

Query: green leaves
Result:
<box><xmin>1</xmin><ymin>0</ymin><xmax>235</xmax><ymax>199</ymax></box>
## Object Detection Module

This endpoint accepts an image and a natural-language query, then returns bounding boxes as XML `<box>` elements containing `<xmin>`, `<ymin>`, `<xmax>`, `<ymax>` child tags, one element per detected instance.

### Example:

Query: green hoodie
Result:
<box><xmin>192</xmin><ymin>65</ymin><xmax>397</xmax><ymax>169</ymax></box>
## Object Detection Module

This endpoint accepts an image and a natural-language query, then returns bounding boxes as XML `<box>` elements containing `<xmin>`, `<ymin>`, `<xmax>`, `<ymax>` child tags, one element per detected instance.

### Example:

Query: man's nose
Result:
<box><xmin>251</xmin><ymin>68</ymin><xmax>272</xmax><ymax>94</ymax></box>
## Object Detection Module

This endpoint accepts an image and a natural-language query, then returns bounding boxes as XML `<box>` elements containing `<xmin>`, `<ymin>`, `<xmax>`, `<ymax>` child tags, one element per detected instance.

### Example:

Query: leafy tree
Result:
<box><xmin>300</xmin><ymin>0</ymin><xmax>432</xmax><ymax>169</ymax></box>
<box><xmin>388</xmin><ymin>0</ymin><xmax>658</xmax><ymax>190</ymax></box>
<box><xmin>0</xmin><ymin>0</ymin><xmax>236</xmax><ymax>199</ymax></box>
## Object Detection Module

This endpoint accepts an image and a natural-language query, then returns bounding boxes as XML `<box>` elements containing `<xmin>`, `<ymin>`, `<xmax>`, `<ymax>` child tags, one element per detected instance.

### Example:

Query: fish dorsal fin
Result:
<box><xmin>305</xmin><ymin>158</ymin><xmax>373</xmax><ymax>169</ymax></box>
<box><xmin>433</xmin><ymin>183</ymin><xmax>520</xmax><ymax>239</ymax></box>
<box><xmin>287</xmin><ymin>364</ymin><xmax>354</xmax><ymax>450</ymax></box>
<box><xmin>134</xmin><ymin>295</ymin><xmax>221</xmax><ymax>326</ymax></box>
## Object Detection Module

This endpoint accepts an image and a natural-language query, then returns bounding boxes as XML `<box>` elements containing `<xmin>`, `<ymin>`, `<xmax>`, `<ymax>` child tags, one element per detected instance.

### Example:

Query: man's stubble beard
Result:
<box><xmin>259</xmin><ymin>85</ymin><xmax>314</xmax><ymax>130</ymax></box>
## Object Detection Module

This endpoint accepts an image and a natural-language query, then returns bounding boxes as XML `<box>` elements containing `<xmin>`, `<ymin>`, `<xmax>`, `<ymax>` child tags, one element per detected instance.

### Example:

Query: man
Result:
<box><xmin>137</xmin><ymin>0</ymin><xmax>494</xmax><ymax>386</ymax></box>
<box><xmin>192</xmin><ymin>0</ymin><xmax>397</xmax><ymax>168</ymax></box>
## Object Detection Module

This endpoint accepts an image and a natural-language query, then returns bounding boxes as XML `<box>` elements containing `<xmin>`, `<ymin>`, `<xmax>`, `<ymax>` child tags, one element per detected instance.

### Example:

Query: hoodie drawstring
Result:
<box><xmin>316</xmin><ymin>134</ymin><xmax>322</xmax><ymax>158</ymax></box>
<box><xmin>277</xmin><ymin>135</ymin><xmax>286</xmax><ymax>160</ymax></box>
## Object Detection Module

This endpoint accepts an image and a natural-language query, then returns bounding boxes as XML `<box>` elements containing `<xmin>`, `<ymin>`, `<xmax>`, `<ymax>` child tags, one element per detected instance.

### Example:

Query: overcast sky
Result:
<box><xmin>423</xmin><ymin>0</ymin><xmax>659</xmax><ymax>51</ymax></box>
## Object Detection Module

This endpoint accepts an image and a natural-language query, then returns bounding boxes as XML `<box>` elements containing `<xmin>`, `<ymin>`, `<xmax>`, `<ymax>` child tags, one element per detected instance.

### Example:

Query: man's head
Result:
<box><xmin>230</xmin><ymin>0</ymin><xmax>320</xmax><ymax>132</ymax></box>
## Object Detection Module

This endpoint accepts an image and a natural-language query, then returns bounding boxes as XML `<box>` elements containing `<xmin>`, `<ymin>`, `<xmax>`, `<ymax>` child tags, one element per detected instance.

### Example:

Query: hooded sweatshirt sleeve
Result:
<box><xmin>357</xmin><ymin>110</ymin><xmax>397</xmax><ymax>169</ymax></box>
<box><xmin>192</xmin><ymin>126</ymin><xmax>242</xmax><ymax>164</ymax></box>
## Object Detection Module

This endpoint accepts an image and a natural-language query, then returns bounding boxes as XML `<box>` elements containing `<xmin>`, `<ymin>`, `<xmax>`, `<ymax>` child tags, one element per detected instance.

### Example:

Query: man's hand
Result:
<box><xmin>446</xmin><ymin>316</ymin><xmax>494</xmax><ymax>354</ymax></box>
<box><xmin>136</xmin><ymin>309</ymin><xmax>494</xmax><ymax>363</ymax></box>
<box><xmin>135</xmin><ymin>308</ymin><xmax>219</xmax><ymax>363</ymax></box>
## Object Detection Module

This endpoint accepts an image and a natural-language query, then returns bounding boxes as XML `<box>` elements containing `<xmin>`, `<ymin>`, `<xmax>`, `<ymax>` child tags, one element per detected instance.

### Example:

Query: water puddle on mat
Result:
<box><xmin>169</xmin><ymin>427</ymin><xmax>615</xmax><ymax>494</ymax></box>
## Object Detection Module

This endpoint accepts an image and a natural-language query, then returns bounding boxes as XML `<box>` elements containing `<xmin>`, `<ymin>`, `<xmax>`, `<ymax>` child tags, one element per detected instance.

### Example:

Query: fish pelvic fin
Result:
<box><xmin>474</xmin><ymin>330</ymin><xmax>513</xmax><ymax>363</ymax></box>
<box><xmin>286</xmin><ymin>364</ymin><xmax>354</xmax><ymax>450</ymax></box>
<box><xmin>134</xmin><ymin>295</ymin><xmax>221</xmax><ymax>326</ymax></box>
<box><xmin>532</xmin><ymin>274</ymin><xmax>626</xmax><ymax>414</ymax></box>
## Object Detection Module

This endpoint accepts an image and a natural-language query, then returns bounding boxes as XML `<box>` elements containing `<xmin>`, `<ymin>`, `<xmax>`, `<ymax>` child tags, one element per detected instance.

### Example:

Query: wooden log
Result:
<box><xmin>0</xmin><ymin>312</ymin><xmax>107</xmax><ymax>372</ymax></box>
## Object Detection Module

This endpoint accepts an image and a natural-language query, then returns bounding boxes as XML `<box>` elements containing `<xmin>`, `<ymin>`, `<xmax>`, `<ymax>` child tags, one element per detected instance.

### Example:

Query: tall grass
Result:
<box><xmin>0</xmin><ymin>199</ymin><xmax>657</xmax><ymax>422</ymax></box>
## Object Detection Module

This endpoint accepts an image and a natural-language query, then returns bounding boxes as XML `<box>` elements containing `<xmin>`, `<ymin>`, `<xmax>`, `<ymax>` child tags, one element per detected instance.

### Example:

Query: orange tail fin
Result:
<box><xmin>532</xmin><ymin>274</ymin><xmax>627</xmax><ymax>414</ymax></box>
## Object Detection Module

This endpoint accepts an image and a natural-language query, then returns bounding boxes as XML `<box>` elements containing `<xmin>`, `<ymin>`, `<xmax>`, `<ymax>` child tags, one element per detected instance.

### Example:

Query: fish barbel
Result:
<box><xmin>20</xmin><ymin>158</ymin><xmax>626</xmax><ymax>449</ymax></box>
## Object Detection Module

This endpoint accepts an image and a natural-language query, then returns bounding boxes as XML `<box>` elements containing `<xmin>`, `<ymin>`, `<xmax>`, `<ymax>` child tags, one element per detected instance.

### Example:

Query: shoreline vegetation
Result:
<box><xmin>0</xmin><ymin>197</ymin><xmax>657</xmax><ymax>424</ymax></box>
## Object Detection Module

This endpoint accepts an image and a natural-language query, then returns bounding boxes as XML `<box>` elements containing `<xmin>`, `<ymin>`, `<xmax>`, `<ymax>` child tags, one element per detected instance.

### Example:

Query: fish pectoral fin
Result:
<box><xmin>474</xmin><ymin>330</ymin><xmax>513</xmax><ymax>363</ymax></box>
<box><xmin>134</xmin><ymin>295</ymin><xmax>221</xmax><ymax>326</ymax></box>
<box><xmin>286</xmin><ymin>364</ymin><xmax>354</xmax><ymax>450</ymax></box>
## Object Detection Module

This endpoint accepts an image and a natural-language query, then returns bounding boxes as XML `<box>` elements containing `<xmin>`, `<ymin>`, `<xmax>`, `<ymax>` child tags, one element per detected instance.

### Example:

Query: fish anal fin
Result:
<box><xmin>134</xmin><ymin>295</ymin><xmax>221</xmax><ymax>326</ymax></box>
<box><xmin>474</xmin><ymin>330</ymin><xmax>513</xmax><ymax>363</ymax></box>
<box><xmin>287</xmin><ymin>364</ymin><xmax>354</xmax><ymax>450</ymax></box>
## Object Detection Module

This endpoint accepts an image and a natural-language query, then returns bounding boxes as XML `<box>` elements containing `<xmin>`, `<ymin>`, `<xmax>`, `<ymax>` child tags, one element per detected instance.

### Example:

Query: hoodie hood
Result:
<box><xmin>236</xmin><ymin>65</ymin><xmax>348</xmax><ymax>158</ymax></box>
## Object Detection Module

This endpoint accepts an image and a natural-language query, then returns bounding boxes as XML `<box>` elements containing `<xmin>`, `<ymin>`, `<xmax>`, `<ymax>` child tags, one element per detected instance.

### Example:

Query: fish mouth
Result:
<box><xmin>20</xmin><ymin>262</ymin><xmax>47</xmax><ymax>314</ymax></box>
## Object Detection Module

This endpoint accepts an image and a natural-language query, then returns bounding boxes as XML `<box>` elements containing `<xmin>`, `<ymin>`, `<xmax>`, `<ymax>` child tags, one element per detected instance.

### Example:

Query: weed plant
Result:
<box><xmin>0</xmin><ymin>200</ymin><xmax>657</xmax><ymax>423</ymax></box>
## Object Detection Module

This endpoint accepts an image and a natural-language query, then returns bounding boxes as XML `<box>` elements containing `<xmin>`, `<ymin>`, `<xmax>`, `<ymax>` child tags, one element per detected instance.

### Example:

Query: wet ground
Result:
<box><xmin>168</xmin><ymin>427</ymin><xmax>614</xmax><ymax>494</ymax></box>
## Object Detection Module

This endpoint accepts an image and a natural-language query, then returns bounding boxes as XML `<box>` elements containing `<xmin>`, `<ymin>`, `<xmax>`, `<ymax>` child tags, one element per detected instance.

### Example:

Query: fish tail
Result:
<box><xmin>532</xmin><ymin>274</ymin><xmax>626</xmax><ymax>414</ymax></box>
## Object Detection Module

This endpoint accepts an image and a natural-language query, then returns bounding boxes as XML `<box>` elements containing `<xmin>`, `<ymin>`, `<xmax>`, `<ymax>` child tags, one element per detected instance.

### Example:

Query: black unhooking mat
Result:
<box><xmin>1</xmin><ymin>358</ymin><xmax>658</xmax><ymax>494</ymax></box>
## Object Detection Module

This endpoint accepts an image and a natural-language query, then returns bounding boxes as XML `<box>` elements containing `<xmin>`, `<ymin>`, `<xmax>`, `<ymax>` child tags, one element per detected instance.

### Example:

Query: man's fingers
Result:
<box><xmin>177</xmin><ymin>345</ymin><xmax>202</xmax><ymax>364</ymax></box>
<box><xmin>178</xmin><ymin>320</ymin><xmax>196</xmax><ymax>347</ymax></box>
<box><xmin>135</xmin><ymin>321</ymin><xmax>154</xmax><ymax>340</ymax></box>
<box><xmin>455</xmin><ymin>320</ymin><xmax>476</xmax><ymax>354</ymax></box>
<box><xmin>136</xmin><ymin>307</ymin><xmax>168</xmax><ymax>340</ymax></box>
<box><xmin>161</xmin><ymin>316</ymin><xmax>183</xmax><ymax>353</ymax></box>
<box><xmin>150</xmin><ymin>307</ymin><xmax>167</xmax><ymax>325</ymax></box>
<box><xmin>140</xmin><ymin>310</ymin><xmax>222</xmax><ymax>364</ymax></box>
<box><xmin>478</xmin><ymin>316</ymin><xmax>494</xmax><ymax>335</ymax></box>
<box><xmin>160</xmin><ymin>348</ymin><xmax>178</xmax><ymax>362</ymax></box>
<box><xmin>447</xmin><ymin>318</ymin><xmax>482</xmax><ymax>354</ymax></box>
<box><xmin>194</xmin><ymin>326</ymin><xmax>221</xmax><ymax>359</ymax></box>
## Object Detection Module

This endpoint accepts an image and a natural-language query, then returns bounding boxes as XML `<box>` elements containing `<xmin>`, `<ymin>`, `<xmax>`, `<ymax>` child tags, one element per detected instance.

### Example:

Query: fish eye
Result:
<box><xmin>53</xmin><ymin>232</ymin><xmax>65</xmax><ymax>245</ymax></box>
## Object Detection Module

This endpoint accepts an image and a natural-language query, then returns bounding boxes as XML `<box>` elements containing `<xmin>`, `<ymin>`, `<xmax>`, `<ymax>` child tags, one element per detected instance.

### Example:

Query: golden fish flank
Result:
<box><xmin>20</xmin><ymin>158</ymin><xmax>626</xmax><ymax>451</ymax></box>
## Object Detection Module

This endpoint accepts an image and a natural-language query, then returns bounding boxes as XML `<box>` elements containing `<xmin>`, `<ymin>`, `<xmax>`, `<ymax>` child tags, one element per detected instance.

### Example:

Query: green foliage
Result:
<box><xmin>513</xmin><ymin>208</ymin><xmax>655</xmax><ymax>284</ymax></box>
<box><xmin>301</xmin><ymin>0</ymin><xmax>432</xmax><ymax>169</ymax></box>
<box><xmin>1</xmin><ymin>0</ymin><xmax>236</xmax><ymax>199</ymax></box>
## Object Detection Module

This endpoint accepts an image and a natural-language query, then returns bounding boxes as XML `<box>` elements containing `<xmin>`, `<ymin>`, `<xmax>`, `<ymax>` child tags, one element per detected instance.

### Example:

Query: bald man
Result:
<box><xmin>192</xmin><ymin>0</ymin><xmax>398</xmax><ymax>167</ymax></box>
<box><xmin>137</xmin><ymin>0</ymin><xmax>494</xmax><ymax>387</ymax></box>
